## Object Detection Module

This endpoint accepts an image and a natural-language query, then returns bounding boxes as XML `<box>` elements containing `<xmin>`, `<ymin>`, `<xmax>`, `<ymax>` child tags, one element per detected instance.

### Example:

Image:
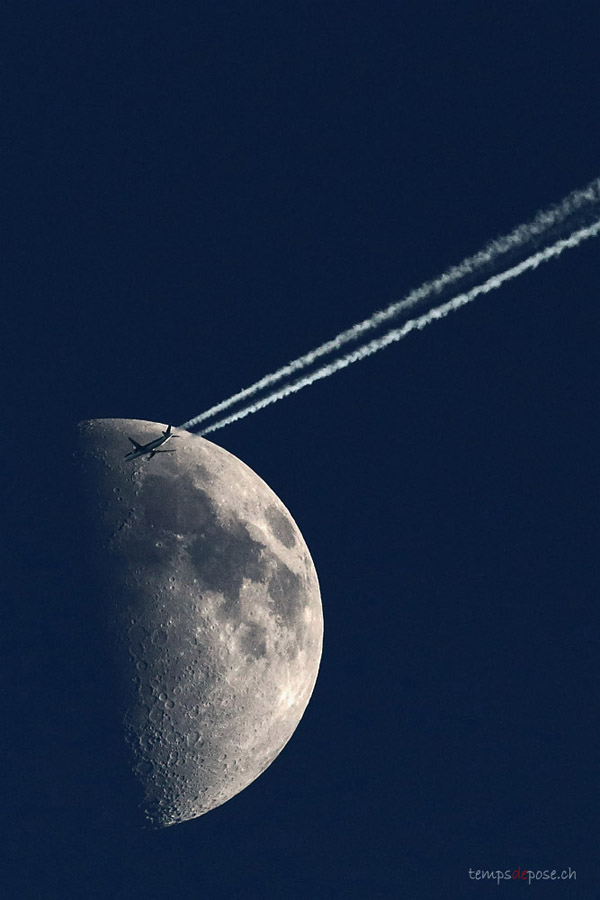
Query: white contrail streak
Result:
<box><xmin>179</xmin><ymin>178</ymin><xmax>600</xmax><ymax>431</ymax></box>
<box><xmin>195</xmin><ymin>218</ymin><xmax>600</xmax><ymax>435</ymax></box>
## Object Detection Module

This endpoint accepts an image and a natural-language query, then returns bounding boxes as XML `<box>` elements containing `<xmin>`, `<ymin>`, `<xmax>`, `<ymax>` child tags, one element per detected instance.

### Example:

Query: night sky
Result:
<box><xmin>4</xmin><ymin>3</ymin><xmax>599</xmax><ymax>898</ymax></box>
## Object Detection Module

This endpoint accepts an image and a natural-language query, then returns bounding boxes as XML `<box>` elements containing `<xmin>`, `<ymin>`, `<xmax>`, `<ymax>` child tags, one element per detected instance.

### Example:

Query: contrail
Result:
<box><xmin>194</xmin><ymin>218</ymin><xmax>600</xmax><ymax>435</ymax></box>
<box><xmin>180</xmin><ymin>178</ymin><xmax>600</xmax><ymax>432</ymax></box>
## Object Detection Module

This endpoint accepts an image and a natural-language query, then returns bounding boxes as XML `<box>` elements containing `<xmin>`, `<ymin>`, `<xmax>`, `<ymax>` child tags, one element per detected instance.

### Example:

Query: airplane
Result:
<box><xmin>124</xmin><ymin>424</ymin><xmax>179</xmax><ymax>461</ymax></box>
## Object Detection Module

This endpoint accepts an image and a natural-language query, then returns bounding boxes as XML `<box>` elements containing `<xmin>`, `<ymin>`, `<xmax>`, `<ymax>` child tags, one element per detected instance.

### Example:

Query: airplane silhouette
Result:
<box><xmin>124</xmin><ymin>424</ymin><xmax>178</xmax><ymax>461</ymax></box>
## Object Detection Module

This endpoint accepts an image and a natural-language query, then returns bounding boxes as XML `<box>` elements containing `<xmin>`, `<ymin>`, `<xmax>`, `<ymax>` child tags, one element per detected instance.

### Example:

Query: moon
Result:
<box><xmin>75</xmin><ymin>418</ymin><xmax>323</xmax><ymax>828</ymax></box>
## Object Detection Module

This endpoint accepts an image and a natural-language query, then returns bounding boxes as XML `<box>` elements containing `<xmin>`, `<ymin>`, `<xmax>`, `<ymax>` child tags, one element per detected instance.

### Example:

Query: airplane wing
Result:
<box><xmin>128</xmin><ymin>437</ymin><xmax>143</xmax><ymax>449</ymax></box>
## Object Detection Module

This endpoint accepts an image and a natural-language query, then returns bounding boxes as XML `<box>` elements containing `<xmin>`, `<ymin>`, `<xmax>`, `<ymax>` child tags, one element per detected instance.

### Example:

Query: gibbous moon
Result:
<box><xmin>76</xmin><ymin>419</ymin><xmax>323</xmax><ymax>828</ymax></box>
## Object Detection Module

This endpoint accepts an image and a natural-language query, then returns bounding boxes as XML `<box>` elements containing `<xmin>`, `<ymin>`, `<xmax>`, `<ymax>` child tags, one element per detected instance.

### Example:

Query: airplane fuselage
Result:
<box><xmin>124</xmin><ymin>426</ymin><xmax>177</xmax><ymax>461</ymax></box>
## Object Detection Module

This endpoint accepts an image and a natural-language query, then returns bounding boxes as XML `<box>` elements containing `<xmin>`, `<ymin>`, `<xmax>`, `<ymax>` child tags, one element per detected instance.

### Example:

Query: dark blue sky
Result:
<box><xmin>4</xmin><ymin>3</ymin><xmax>599</xmax><ymax>898</ymax></box>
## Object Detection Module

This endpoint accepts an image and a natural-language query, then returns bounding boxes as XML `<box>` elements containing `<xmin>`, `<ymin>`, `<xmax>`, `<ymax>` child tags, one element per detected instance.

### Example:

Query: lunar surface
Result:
<box><xmin>75</xmin><ymin>419</ymin><xmax>323</xmax><ymax>828</ymax></box>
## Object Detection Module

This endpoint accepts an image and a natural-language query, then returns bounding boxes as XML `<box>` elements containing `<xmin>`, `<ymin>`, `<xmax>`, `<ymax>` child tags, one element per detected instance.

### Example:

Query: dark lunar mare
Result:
<box><xmin>74</xmin><ymin>418</ymin><xmax>323</xmax><ymax>829</ymax></box>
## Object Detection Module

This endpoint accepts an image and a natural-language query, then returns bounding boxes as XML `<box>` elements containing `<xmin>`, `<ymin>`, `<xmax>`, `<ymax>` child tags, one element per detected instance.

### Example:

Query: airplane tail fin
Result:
<box><xmin>163</xmin><ymin>424</ymin><xmax>172</xmax><ymax>436</ymax></box>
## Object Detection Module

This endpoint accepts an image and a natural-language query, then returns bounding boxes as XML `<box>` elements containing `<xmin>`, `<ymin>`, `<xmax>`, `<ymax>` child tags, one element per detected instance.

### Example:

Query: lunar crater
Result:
<box><xmin>76</xmin><ymin>418</ymin><xmax>323</xmax><ymax>828</ymax></box>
